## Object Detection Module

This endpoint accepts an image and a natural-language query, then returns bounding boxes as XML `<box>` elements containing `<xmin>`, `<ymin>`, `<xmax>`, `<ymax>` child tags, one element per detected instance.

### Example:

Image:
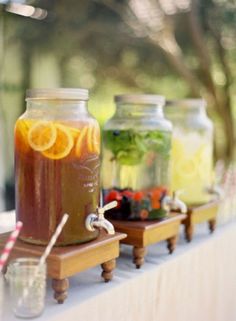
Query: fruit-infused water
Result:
<box><xmin>166</xmin><ymin>99</ymin><xmax>214</xmax><ymax>205</ymax></box>
<box><xmin>102</xmin><ymin>129</ymin><xmax>171</xmax><ymax>220</ymax></box>
<box><xmin>170</xmin><ymin>130</ymin><xmax>213</xmax><ymax>204</ymax></box>
<box><xmin>15</xmin><ymin>89</ymin><xmax>101</xmax><ymax>245</ymax></box>
<box><xmin>101</xmin><ymin>94</ymin><xmax>173</xmax><ymax>220</ymax></box>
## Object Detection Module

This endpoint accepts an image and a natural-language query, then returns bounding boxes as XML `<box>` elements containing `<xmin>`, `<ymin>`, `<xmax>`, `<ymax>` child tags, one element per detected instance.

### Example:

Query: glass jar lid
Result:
<box><xmin>114</xmin><ymin>94</ymin><xmax>165</xmax><ymax>105</ymax></box>
<box><xmin>26</xmin><ymin>88</ymin><xmax>89</xmax><ymax>101</ymax></box>
<box><xmin>166</xmin><ymin>98</ymin><xmax>206</xmax><ymax>108</ymax></box>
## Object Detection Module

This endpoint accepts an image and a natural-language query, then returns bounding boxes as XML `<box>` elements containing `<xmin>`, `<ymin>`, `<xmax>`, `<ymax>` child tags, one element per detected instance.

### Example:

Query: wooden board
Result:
<box><xmin>182</xmin><ymin>200</ymin><xmax>220</xmax><ymax>242</ymax></box>
<box><xmin>111</xmin><ymin>214</ymin><xmax>186</xmax><ymax>247</ymax></box>
<box><xmin>0</xmin><ymin>232</ymin><xmax>126</xmax><ymax>279</ymax></box>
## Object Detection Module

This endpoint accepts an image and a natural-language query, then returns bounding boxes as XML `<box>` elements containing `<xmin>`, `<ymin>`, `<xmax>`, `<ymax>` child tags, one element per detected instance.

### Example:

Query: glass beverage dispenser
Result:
<box><xmin>165</xmin><ymin>99</ymin><xmax>214</xmax><ymax>205</ymax></box>
<box><xmin>15</xmin><ymin>88</ymin><xmax>114</xmax><ymax>245</ymax></box>
<box><xmin>102</xmin><ymin>94</ymin><xmax>177</xmax><ymax>220</ymax></box>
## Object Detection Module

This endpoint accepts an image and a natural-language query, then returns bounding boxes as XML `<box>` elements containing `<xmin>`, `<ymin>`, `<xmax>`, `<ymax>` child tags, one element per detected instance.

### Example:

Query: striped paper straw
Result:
<box><xmin>0</xmin><ymin>221</ymin><xmax>23</xmax><ymax>273</ymax></box>
<box><xmin>18</xmin><ymin>213</ymin><xmax>69</xmax><ymax>307</ymax></box>
<box><xmin>39</xmin><ymin>213</ymin><xmax>69</xmax><ymax>265</ymax></box>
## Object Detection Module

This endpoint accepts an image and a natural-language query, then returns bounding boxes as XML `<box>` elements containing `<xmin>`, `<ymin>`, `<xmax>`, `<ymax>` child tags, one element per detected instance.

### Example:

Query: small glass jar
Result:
<box><xmin>102</xmin><ymin>94</ymin><xmax>172</xmax><ymax>220</ymax></box>
<box><xmin>7</xmin><ymin>258</ymin><xmax>46</xmax><ymax>319</ymax></box>
<box><xmin>15</xmin><ymin>88</ymin><xmax>101</xmax><ymax>245</ymax></box>
<box><xmin>165</xmin><ymin>99</ymin><xmax>214</xmax><ymax>205</ymax></box>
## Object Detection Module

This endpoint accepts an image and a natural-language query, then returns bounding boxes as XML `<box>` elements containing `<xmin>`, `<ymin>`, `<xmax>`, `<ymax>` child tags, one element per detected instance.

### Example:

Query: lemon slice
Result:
<box><xmin>28</xmin><ymin>121</ymin><xmax>57</xmax><ymax>152</ymax></box>
<box><xmin>171</xmin><ymin>138</ymin><xmax>185</xmax><ymax>159</ymax></box>
<box><xmin>42</xmin><ymin>124</ymin><xmax>74</xmax><ymax>160</ymax></box>
<box><xmin>175</xmin><ymin>157</ymin><xmax>198</xmax><ymax>179</ymax></box>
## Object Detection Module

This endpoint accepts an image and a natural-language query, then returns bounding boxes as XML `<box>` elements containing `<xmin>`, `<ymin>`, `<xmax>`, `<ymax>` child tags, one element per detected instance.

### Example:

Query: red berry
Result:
<box><xmin>133</xmin><ymin>191</ymin><xmax>144</xmax><ymax>201</ymax></box>
<box><xmin>105</xmin><ymin>190</ymin><xmax>122</xmax><ymax>203</ymax></box>
<box><xmin>122</xmin><ymin>190</ymin><xmax>134</xmax><ymax>199</ymax></box>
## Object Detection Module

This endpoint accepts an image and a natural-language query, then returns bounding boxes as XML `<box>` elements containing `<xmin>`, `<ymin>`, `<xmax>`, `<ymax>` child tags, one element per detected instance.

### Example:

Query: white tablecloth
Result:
<box><xmin>1</xmin><ymin>211</ymin><xmax>236</xmax><ymax>321</ymax></box>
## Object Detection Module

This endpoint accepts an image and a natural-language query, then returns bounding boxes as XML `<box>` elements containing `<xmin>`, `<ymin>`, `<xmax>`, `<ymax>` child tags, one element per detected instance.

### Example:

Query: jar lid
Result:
<box><xmin>114</xmin><ymin>94</ymin><xmax>165</xmax><ymax>105</ymax></box>
<box><xmin>166</xmin><ymin>99</ymin><xmax>206</xmax><ymax>108</ymax></box>
<box><xmin>26</xmin><ymin>88</ymin><xmax>89</xmax><ymax>101</ymax></box>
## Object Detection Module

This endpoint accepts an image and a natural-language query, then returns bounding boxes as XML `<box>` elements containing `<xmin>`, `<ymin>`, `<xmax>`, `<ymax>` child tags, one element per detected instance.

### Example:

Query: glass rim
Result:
<box><xmin>26</xmin><ymin>88</ymin><xmax>89</xmax><ymax>101</ymax></box>
<box><xmin>8</xmin><ymin>257</ymin><xmax>45</xmax><ymax>267</ymax></box>
<box><xmin>166</xmin><ymin>98</ymin><xmax>206</xmax><ymax>108</ymax></box>
<box><xmin>114</xmin><ymin>94</ymin><xmax>165</xmax><ymax>106</ymax></box>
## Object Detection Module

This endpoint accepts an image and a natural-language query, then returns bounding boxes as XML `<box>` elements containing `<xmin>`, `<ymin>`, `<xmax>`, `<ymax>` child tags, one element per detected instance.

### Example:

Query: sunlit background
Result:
<box><xmin>0</xmin><ymin>0</ymin><xmax>235</xmax><ymax>210</ymax></box>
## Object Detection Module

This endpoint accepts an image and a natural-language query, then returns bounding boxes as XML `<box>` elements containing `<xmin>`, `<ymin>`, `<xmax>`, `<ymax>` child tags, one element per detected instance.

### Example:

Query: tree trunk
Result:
<box><xmin>20</xmin><ymin>44</ymin><xmax>32</xmax><ymax>114</ymax></box>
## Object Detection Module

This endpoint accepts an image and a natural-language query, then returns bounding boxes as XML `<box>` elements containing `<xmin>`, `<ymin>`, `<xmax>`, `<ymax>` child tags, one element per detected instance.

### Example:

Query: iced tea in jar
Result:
<box><xmin>15</xmin><ymin>88</ymin><xmax>100</xmax><ymax>245</ymax></box>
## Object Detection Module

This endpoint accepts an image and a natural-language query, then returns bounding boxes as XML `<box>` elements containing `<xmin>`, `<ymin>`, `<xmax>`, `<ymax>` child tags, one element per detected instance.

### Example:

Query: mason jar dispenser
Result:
<box><xmin>165</xmin><ymin>99</ymin><xmax>214</xmax><ymax>205</ymax></box>
<box><xmin>101</xmin><ymin>94</ymin><xmax>180</xmax><ymax>220</ymax></box>
<box><xmin>15</xmin><ymin>88</ymin><xmax>114</xmax><ymax>245</ymax></box>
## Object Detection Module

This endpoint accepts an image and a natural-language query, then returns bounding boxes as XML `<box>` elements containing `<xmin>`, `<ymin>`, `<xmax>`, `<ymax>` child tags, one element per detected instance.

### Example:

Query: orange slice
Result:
<box><xmin>75</xmin><ymin>124</ymin><xmax>100</xmax><ymax>157</ymax></box>
<box><xmin>87</xmin><ymin>126</ymin><xmax>94</xmax><ymax>153</ymax></box>
<box><xmin>42</xmin><ymin>124</ymin><xmax>74</xmax><ymax>160</ymax></box>
<box><xmin>70</xmin><ymin>127</ymin><xmax>81</xmax><ymax>139</ymax></box>
<box><xmin>15</xmin><ymin>119</ymin><xmax>34</xmax><ymax>153</ymax></box>
<box><xmin>87</xmin><ymin>124</ymin><xmax>100</xmax><ymax>154</ymax></box>
<box><xmin>93</xmin><ymin>124</ymin><xmax>100</xmax><ymax>154</ymax></box>
<box><xmin>75</xmin><ymin>126</ymin><xmax>88</xmax><ymax>158</ymax></box>
<box><xmin>28</xmin><ymin>121</ymin><xmax>57</xmax><ymax>152</ymax></box>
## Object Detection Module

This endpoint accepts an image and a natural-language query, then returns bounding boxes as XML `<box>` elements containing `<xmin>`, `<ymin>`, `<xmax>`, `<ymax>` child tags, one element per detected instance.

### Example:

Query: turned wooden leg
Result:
<box><xmin>167</xmin><ymin>235</ymin><xmax>178</xmax><ymax>254</ymax></box>
<box><xmin>133</xmin><ymin>246</ymin><xmax>147</xmax><ymax>269</ymax></box>
<box><xmin>209</xmin><ymin>218</ymin><xmax>216</xmax><ymax>233</ymax></box>
<box><xmin>52</xmin><ymin>278</ymin><xmax>69</xmax><ymax>304</ymax></box>
<box><xmin>184</xmin><ymin>223</ymin><xmax>194</xmax><ymax>243</ymax></box>
<box><xmin>101</xmin><ymin>259</ymin><xmax>116</xmax><ymax>283</ymax></box>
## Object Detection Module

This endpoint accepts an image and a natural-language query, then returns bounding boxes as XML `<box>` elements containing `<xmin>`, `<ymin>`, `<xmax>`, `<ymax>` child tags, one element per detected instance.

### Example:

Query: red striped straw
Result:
<box><xmin>17</xmin><ymin>214</ymin><xmax>69</xmax><ymax>307</ymax></box>
<box><xmin>0</xmin><ymin>221</ymin><xmax>23</xmax><ymax>273</ymax></box>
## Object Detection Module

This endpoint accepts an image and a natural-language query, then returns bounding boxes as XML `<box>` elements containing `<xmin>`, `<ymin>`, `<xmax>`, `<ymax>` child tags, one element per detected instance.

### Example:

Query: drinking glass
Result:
<box><xmin>7</xmin><ymin>258</ymin><xmax>46</xmax><ymax>319</ymax></box>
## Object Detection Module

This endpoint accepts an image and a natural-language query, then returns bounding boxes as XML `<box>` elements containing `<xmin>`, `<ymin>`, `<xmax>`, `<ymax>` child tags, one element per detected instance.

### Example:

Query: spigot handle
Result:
<box><xmin>205</xmin><ymin>185</ymin><xmax>223</xmax><ymax>200</ymax></box>
<box><xmin>98</xmin><ymin>201</ymin><xmax>118</xmax><ymax>215</ymax></box>
<box><xmin>173</xmin><ymin>190</ymin><xmax>184</xmax><ymax>200</ymax></box>
<box><xmin>103</xmin><ymin>200</ymin><xmax>118</xmax><ymax>212</ymax></box>
<box><xmin>162</xmin><ymin>191</ymin><xmax>187</xmax><ymax>214</ymax></box>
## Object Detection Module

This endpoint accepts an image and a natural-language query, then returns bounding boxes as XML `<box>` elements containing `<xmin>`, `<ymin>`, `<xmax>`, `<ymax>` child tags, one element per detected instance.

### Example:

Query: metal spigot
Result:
<box><xmin>161</xmin><ymin>191</ymin><xmax>187</xmax><ymax>214</ymax></box>
<box><xmin>205</xmin><ymin>185</ymin><xmax>223</xmax><ymax>200</ymax></box>
<box><xmin>85</xmin><ymin>201</ymin><xmax>117</xmax><ymax>235</ymax></box>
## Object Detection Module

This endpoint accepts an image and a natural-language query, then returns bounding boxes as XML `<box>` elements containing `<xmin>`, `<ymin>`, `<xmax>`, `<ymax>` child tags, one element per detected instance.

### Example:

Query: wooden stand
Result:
<box><xmin>0</xmin><ymin>232</ymin><xmax>126</xmax><ymax>304</ymax></box>
<box><xmin>111</xmin><ymin>214</ymin><xmax>186</xmax><ymax>269</ymax></box>
<box><xmin>182</xmin><ymin>200</ymin><xmax>220</xmax><ymax>242</ymax></box>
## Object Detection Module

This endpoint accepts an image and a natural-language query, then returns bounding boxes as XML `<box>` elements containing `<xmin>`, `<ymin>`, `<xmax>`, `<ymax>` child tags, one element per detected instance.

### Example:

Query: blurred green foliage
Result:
<box><xmin>0</xmin><ymin>0</ymin><xmax>235</xmax><ymax>189</ymax></box>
